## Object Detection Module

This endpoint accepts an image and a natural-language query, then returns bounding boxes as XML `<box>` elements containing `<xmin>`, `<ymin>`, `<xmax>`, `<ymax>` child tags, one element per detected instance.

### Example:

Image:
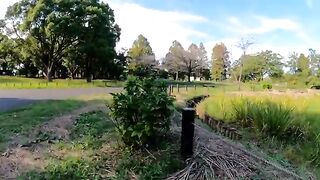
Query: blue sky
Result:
<box><xmin>110</xmin><ymin>0</ymin><xmax>320</xmax><ymax>60</ymax></box>
<box><xmin>1</xmin><ymin>0</ymin><xmax>319</xmax><ymax>60</ymax></box>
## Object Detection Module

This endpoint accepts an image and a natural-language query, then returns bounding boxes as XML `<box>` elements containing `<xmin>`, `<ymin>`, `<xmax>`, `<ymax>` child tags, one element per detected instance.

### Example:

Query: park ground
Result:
<box><xmin>0</xmin><ymin>77</ymin><xmax>320</xmax><ymax>179</ymax></box>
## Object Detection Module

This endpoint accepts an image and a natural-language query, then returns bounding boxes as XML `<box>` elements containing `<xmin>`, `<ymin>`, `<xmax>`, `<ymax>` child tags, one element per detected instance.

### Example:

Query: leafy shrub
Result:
<box><xmin>262</xmin><ymin>82</ymin><xmax>272</xmax><ymax>90</ymax></box>
<box><xmin>110</xmin><ymin>77</ymin><xmax>174</xmax><ymax>148</ymax></box>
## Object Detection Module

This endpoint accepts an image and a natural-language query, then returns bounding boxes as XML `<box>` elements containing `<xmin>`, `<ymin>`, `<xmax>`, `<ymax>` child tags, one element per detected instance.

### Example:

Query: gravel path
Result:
<box><xmin>0</xmin><ymin>87</ymin><xmax>122</xmax><ymax>112</ymax></box>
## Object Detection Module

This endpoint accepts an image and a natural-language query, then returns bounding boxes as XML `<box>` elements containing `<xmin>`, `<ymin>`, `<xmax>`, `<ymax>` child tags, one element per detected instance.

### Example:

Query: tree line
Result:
<box><xmin>1</xmin><ymin>0</ymin><xmax>320</xmax><ymax>84</ymax></box>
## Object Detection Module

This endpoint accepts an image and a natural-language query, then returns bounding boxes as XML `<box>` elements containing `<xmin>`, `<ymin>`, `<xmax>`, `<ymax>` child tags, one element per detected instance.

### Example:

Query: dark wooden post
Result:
<box><xmin>181</xmin><ymin>108</ymin><xmax>195</xmax><ymax>159</ymax></box>
<box><xmin>194</xmin><ymin>85</ymin><xmax>196</xmax><ymax>90</ymax></box>
<box><xmin>185</xmin><ymin>85</ymin><xmax>188</xmax><ymax>91</ymax></box>
<box><xmin>177</xmin><ymin>84</ymin><xmax>179</xmax><ymax>92</ymax></box>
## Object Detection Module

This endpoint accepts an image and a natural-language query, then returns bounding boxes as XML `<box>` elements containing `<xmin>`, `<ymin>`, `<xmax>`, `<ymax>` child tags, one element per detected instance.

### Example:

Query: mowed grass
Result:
<box><xmin>0</xmin><ymin>100</ymin><xmax>83</xmax><ymax>150</ymax></box>
<box><xmin>0</xmin><ymin>76</ymin><xmax>124</xmax><ymax>89</ymax></box>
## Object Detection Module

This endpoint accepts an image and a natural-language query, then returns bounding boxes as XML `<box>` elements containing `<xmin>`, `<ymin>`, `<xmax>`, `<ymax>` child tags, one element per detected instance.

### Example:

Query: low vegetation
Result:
<box><xmin>20</xmin><ymin>110</ymin><xmax>182</xmax><ymax>179</ymax></box>
<box><xmin>197</xmin><ymin>93</ymin><xmax>320</xmax><ymax>176</ymax></box>
<box><xmin>0</xmin><ymin>100</ymin><xmax>83</xmax><ymax>150</ymax></box>
<box><xmin>0</xmin><ymin>76</ymin><xmax>124</xmax><ymax>89</ymax></box>
<box><xmin>110</xmin><ymin>77</ymin><xmax>174</xmax><ymax>148</ymax></box>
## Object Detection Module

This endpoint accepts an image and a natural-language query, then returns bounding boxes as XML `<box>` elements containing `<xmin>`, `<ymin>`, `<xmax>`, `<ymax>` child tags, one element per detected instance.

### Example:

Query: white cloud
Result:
<box><xmin>0</xmin><ymin>0</ymin><xmax>19</xmax><ymax>19</ymax></box>
<box><xmin>107</xmin><ymin>0</ymin><xmax>208</xmax><ymax>59</ymax></box>
<box><xmin>227</xmin><ymin>16</ymin><xmax>308</xmax><ymax>40</ymax></box>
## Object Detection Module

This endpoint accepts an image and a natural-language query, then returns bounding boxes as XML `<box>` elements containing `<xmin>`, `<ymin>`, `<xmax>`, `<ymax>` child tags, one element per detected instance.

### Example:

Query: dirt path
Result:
<box><xmin>0</xmin><ymin>103</ymin><xmax>107</xmax><ymax>179</ymax></box>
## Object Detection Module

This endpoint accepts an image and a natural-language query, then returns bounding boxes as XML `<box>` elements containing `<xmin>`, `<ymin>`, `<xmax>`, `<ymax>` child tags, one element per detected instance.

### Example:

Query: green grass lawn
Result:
<box><xmin>0</xmin><ymin>76</ymin><xmax>124</xmax><ymax>89</ymax></box>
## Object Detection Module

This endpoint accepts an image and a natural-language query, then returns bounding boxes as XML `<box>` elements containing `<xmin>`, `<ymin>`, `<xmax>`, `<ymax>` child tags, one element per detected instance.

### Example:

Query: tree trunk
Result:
<box><xmin>175</xmin><ymin>72</ymin><xmax>179</xmax><ymax>80</ymax></box>
<box><xmin>46</xmin><ymin>67</ymin><xmax>53</xmax><ymax>82</ymax></box>
<box><xmin>188</xmin><ymin>72</ymin><xmax>191</xmax><ymax>82</ymax></box>
<box><xmin>86</xmin><ymin>59</ymin><xmax>92</xmax><ymax>83</ymax></box>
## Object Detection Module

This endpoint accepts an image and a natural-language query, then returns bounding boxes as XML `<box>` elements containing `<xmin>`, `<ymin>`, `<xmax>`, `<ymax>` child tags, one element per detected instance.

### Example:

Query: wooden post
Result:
<box><xmin>171</xmin><ymin>85</ymin><xmax>174</xmax><ymax>94</ymax></box>
<box><xmin>177</xmin><ymin>84</ymin><xmax>179</xmax><ymax>92</ymax></box>
<box><xmin>194</xmin><ymin>85</ymin><xmax>196</xmax><ymax>90</ymax></box>
<box><xmin>185</xmin><ymin>85</ymin><xmax>188</xmax><ymax>91</ymax></box>
<box><xmin>181</xmin><ymin>108</ymin><xmax>195</xmax><ymax>159</ymax></box>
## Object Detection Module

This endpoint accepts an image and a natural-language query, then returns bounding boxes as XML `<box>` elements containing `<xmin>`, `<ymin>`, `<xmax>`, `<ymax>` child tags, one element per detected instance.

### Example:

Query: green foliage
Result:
<box><xmin>211</xmin><ymin>43</ymin><xmax>230</xmax><ymax>81</ymax></box>
<box><xmin>4</xmin><ymin>0</ymin><xmax>121</xmax><ymax>82</ymax></box>
<box><xmin>114</xmin><ymin>142</ymin><xmax>182</xmax><ymax>180</ymax></box>
<box><xmin>21</xmin><ymin>158</ymin><xmax>99</xmax><ymax>180</ymax></box>
<box><xmin>70</xmin><ymin>111</ymin><xmax>115</xmax><ymax>150</ymax></box>
<box><xmin>262</xmin><ymin>82</ymin><xmax>273</xmax><ymax>90</ymax></box>
<box><xmin>110</xmin><ymin>77</ymin><xmax>174</xmax><ymax>148</ymax></box>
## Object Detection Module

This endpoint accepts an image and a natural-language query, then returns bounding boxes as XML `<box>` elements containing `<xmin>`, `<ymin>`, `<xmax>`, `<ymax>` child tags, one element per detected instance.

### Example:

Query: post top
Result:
<box><xmin>183</xmin><ymin>107</ymin><xmax>195</xmax><ymax>111</ymax></box>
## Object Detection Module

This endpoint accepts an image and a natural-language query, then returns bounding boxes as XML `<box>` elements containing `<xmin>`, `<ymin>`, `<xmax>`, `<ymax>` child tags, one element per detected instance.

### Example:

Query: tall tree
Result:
<box><xmin>164</xmin><ymin>41</ymin><xmax>207</xmax><ymax>82</ymax></box>
<box><xmin>5</xmin><ymin>0</ymin><xmax>120</xmax><ymax>82</ymax></box>
<box><xmin>197</xmin><ymin>42</ymin><xmax>209</xmax><ymax>79</ymax></box>
<box><xmin>288</xmin><ymin>52</ymin><xmax>299</xmax><ymax>74</ymax></box>
<box><xmin>211</xmin><ymin>43</ymin><xmax>229</xmax><ymax>81</ymax></box>
<box><xmin>308</xmin><ymin>49</ymin><xmax>320</xmax><ymax>77</ymax></box>
<box><xmin>128</xmin><ymin>34</ymin><xmax>156</xmax><ymax>75</ymax></box>
<box><xmin>77</xmin><ymin>1</ymin><xmax>120</xmax><ymax>82</ymax></box>
<box><xmin>163</xmin><ymin>40</ymin><xmax>185</xmax><ymax>80</ymax></box>
<box><xmin>297</xmin><ymin>53</ymin><xmax>311</xmax><ymax>76</ymax></box>
<box><xmin>236</xmin><ymin>38</ymin><xmax>254</xmax><ymax>90</ymax></box>
<box><xmin>258</xmin><ymin>50</ymin><xmax>284</xmax><ymax>78</ymax></box>
<box><xmin>0</xmin><ymin>33</ymin><xmax>18</xmax><ymax>75</ymax></box>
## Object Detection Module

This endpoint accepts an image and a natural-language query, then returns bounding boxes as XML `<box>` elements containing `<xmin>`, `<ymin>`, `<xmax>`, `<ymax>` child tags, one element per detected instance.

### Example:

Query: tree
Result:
<box><xmin>0</xmin><ymin>33</ymin><xmax>17</xmax><ymax>75</ymax></box>
<box><xmin>308</xmin><ymin>49</ymin><xmax>320</xmax><ymax>77</ymax></box>
<box><xmin>77</xmin><ymin>0</ymin><xmax>120</xmax><ymax>82</ymax></box>
<box><xmin>258</xmin><ymin>50</ymin><xmax>284</xmax><ymax>78</ymax></box>
<box><xmin>288</xmin><ymin>52</ymin><xmax>299</xmax><ymax>74</ymax></box>
<box><xmin>297</xmin><ymin>53</ymin><xmax>311</xmax><ymax>77</ymax></box>
<box><xmin>211</xmin><ymin>43</ymin><xmax>229</xmax><ymax>81</ymax></box>
<box><xmin>163</xmin><ymin>40</ymin><xmax>185</xmax><ymax>80</ymax></box>
<box><xmin>236</xmin><ymin>38</ymin><xmax>254</xmax><ymax>90</ymax></box>
<box><xmin>128</xmin><ymin>34</ymin><xmax>156</xmax><ymax>76</ymax></box>
<box><xmin>164</xmin><ymin>41</ymin><xmax>207</xmax><ymax>82</ymax></box>
<box><xmin>197</xmin><ymin>42</ymin><xmax>209</xmax><ymax>80</ymax></box>
<box><xmin>5</xmin><ymin>0</ymin><xmax>120</xmax><ymax>82</ymax></box>
<box><xmin>185</xmin><ymin>43</ymin><xmax>203</xmax><ymax>82</ymax></box>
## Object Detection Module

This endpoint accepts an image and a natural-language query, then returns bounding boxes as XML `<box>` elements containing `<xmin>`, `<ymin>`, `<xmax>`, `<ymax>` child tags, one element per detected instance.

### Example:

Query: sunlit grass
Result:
<box><xmin>0</xmin><ymin>76</ymin><xmax>124</xmax><ymax>89</ymax></box>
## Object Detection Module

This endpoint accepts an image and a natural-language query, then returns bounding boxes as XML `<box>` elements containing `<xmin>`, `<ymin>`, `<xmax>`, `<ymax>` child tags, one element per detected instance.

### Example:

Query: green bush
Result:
<box><xmin>262</xmin><ymin>82</ymin><xmax>272</xmax><ymax>90</ymax></box>
<box><xmin>110</xmin><ymin>77</ymin><xmax>174</xmax><ymax>148</ymax></box>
